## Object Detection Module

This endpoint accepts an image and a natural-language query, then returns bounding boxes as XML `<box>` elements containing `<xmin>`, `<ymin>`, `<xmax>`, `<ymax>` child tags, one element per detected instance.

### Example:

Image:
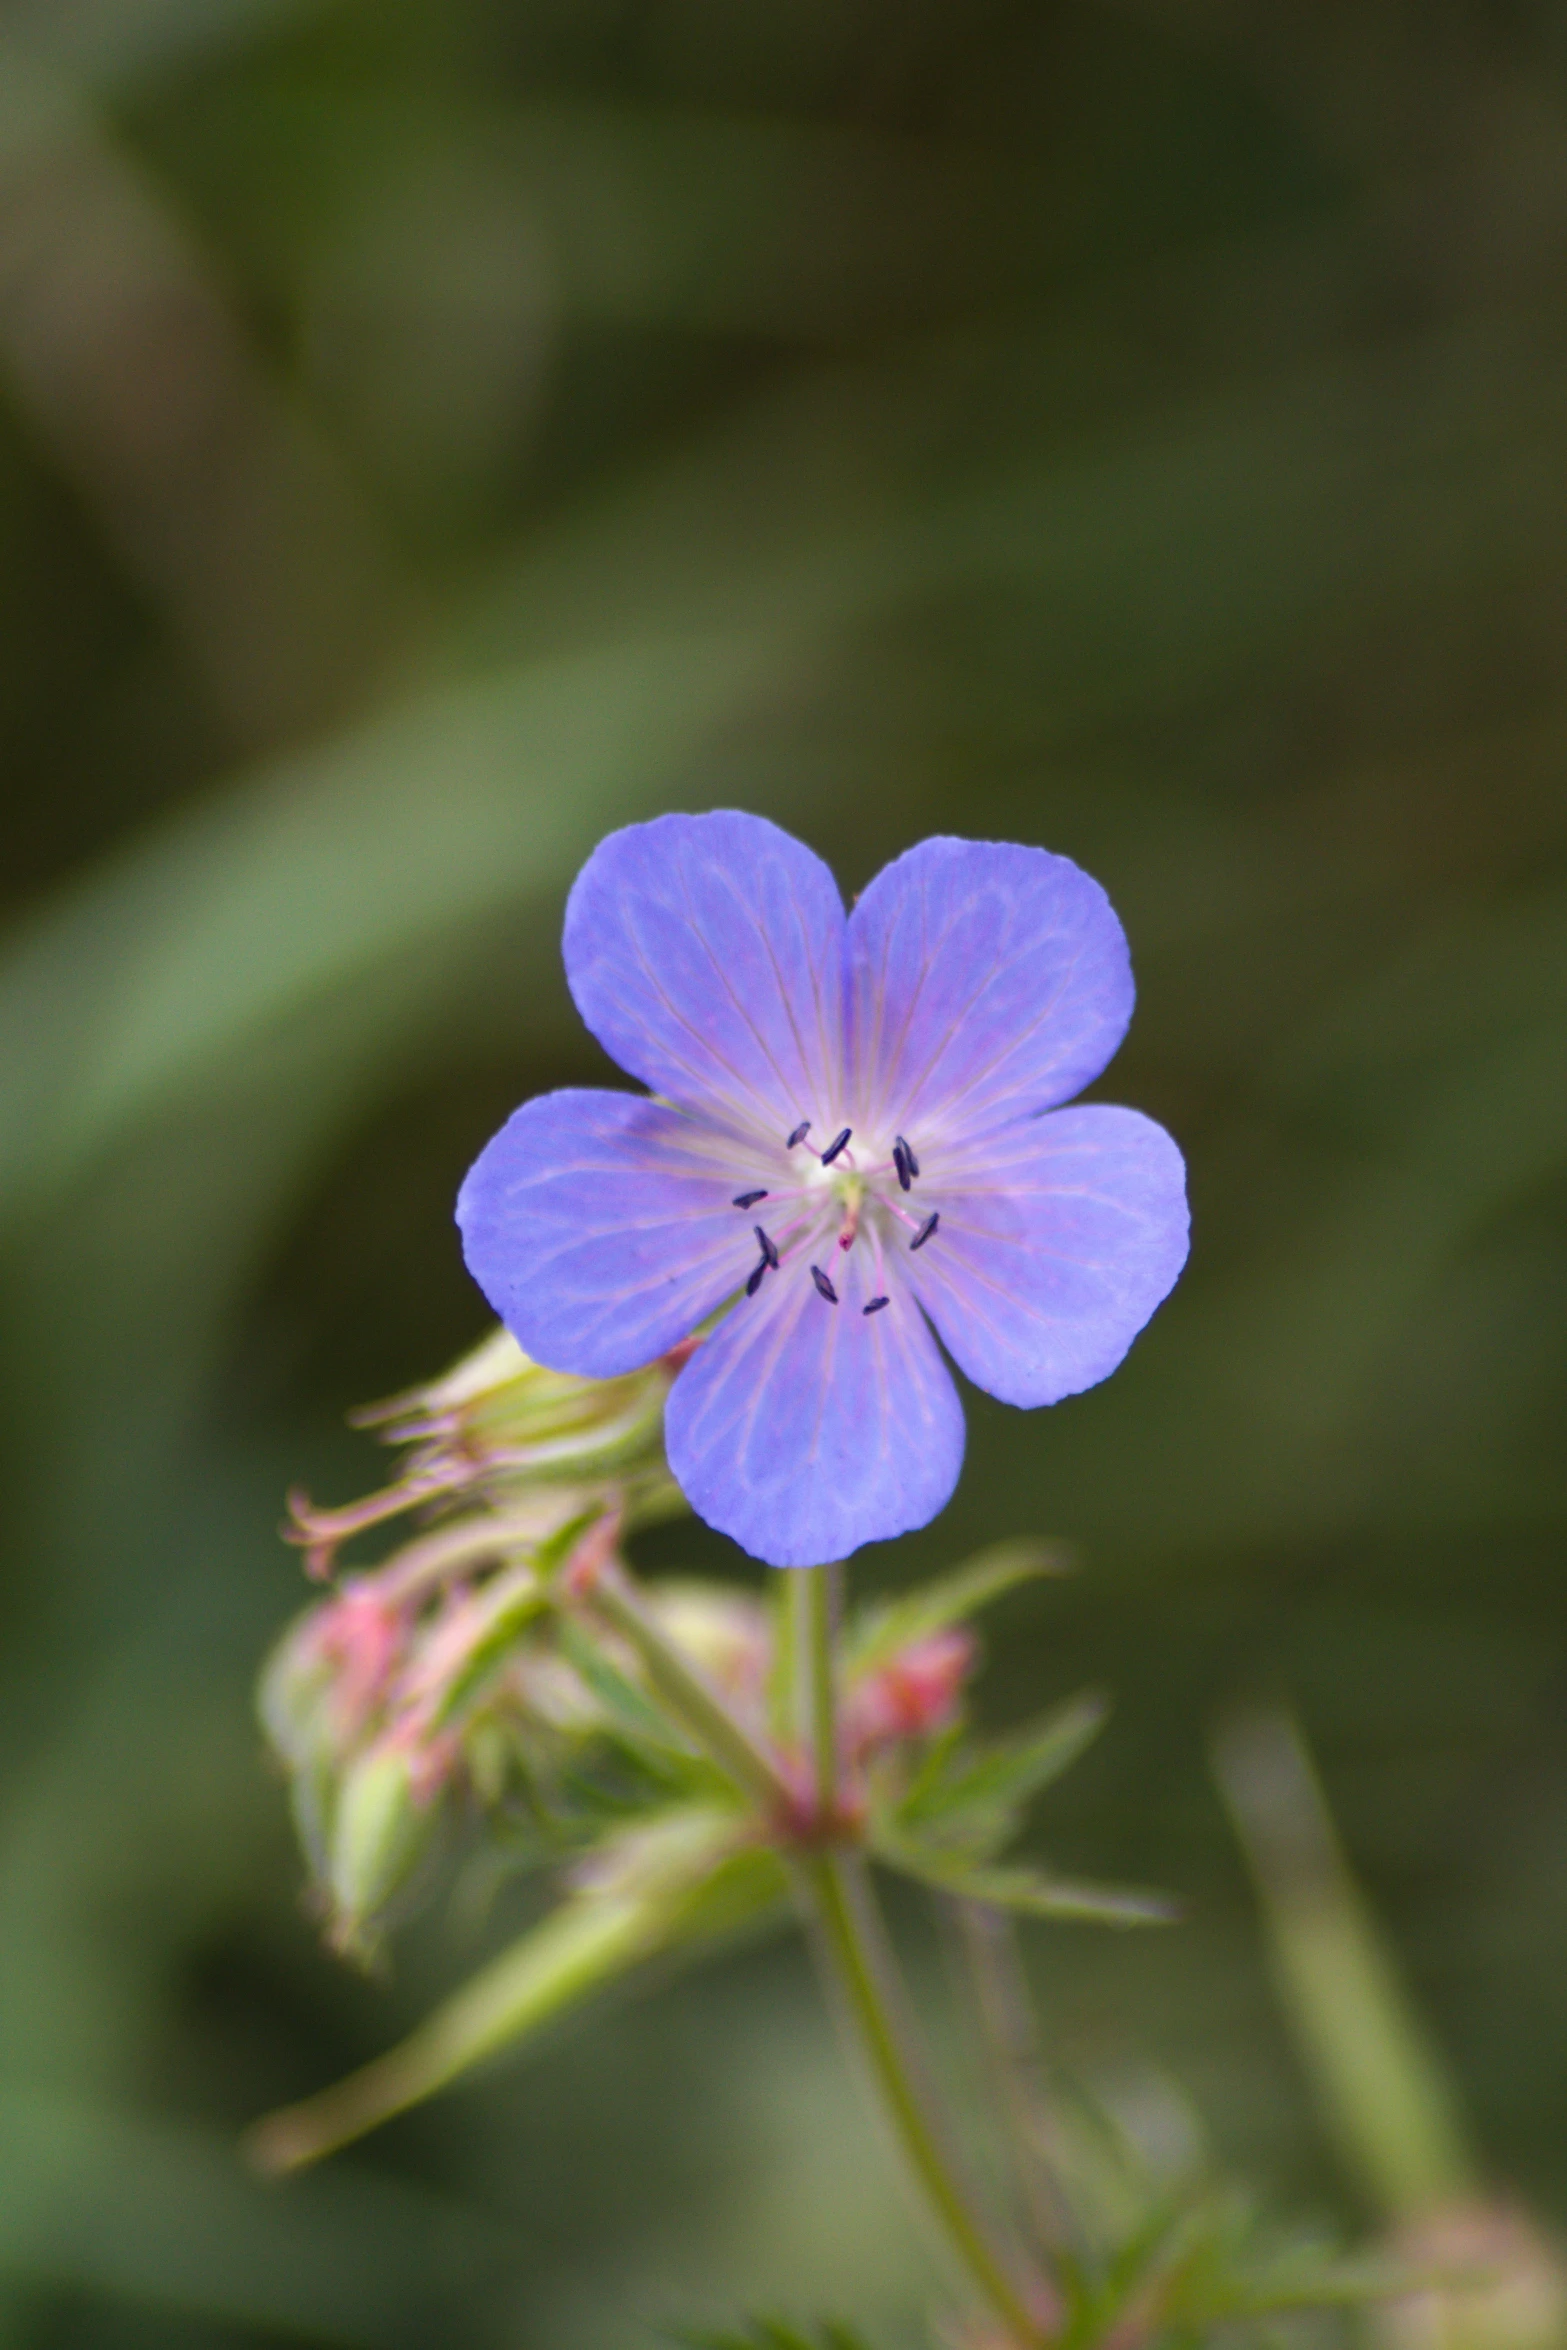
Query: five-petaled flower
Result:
<box><xmin>457</xmin><ymin>813</ymin><xmax>1189</xmax><ymax>1567</ymax></box>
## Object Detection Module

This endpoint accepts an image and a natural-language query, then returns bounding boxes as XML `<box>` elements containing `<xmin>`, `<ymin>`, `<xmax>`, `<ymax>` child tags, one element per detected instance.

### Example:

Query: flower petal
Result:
<box><xmin>563</xmin><ymin>811</ymin><xmax>848</xmax><ymax>1141</ymax></box>
<box><xmin>456</xmin><ymin>1088</ymin><xmax>763</xmax><ymax>1378</ymax></box>
<box><xmin>901</xmin><ymin>1104</ymin><xmax>1189</xmax><ymax>1407</ymax></box>
<box><xmin>847</xmin><ymin>838</ymin><xmax>1134</xmax><ymax>1138</ymax></box>
<box><xmin>666</xmin><ymin>1247</ymin><xmax>965</xmax><ymax>1568</ymax></box>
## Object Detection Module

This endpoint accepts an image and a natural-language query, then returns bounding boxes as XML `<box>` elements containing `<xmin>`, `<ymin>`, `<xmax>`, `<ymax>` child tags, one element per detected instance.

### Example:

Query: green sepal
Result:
<box><xmin>248</xmin><ymin>1805</ymin><xmax>788</xmax><ymax>2174</ymax></box>
<box><xmin>423</xmin><ymin>1564</ymin><xmax>547</xmax><ymax>1731</ymax></box>
<box><xmin>557</xmin><ymin>1611</ymin><xmax>703</xmax><ymax>1755</ymax></box>
<box><xmin>846</xmin><ymin>1538</ymin><xmax>1070</xmax><ymax>1674</ymax></box>
<box><xmin>889</xmin><ymin>1688</ymin><xmax>1111</xmax><ymax>1855</ymax></box>
<box><xmin>325</xmin><ymin>1740</ymin><xmax>443</xmax><ymax>1961</ymax></box>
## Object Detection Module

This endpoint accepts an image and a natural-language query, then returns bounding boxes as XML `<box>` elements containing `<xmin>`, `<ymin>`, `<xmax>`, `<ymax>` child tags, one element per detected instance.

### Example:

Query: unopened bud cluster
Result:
<box><xmin>260</xmin><ymin>1329</ymin><xmax>979</xmax><ymax>1963</ymax></box>
<box><xmin>261</xmin><ymin>1331</ymin><xmax>687</xmax><ymax>1958</ymax></box>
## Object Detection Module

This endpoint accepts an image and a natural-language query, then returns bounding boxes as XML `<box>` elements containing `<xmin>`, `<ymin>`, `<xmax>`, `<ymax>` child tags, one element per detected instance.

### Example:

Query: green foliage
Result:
<box><xmin>846</xmin><ymin>1540</ymin><xmax>1071</xmax><ymax>1674</ymax></box>
<box><xmin>890</xmin><ymin>1693</ymin><xmax>1111</xmax><ymax>1854</ymax></box>
<box><xmin>867</xmin><ymin>1689</ymin><xmax>1173</xmax><ymax>1926</ymax></box>
<box><xmin>1047</xmin><ymin>2184</ymin><xmax>1395</xmax><ymax>2350</ymax></box>
<box><xmin>877</xmin><ymin>1846</ymin><xmax>1175</xmax><ymax>1930</ymax></box>
<box><xmin>672</xmin><ymin>2323</ymin><xmax>874</xmax><ymax>2350</ymax></box>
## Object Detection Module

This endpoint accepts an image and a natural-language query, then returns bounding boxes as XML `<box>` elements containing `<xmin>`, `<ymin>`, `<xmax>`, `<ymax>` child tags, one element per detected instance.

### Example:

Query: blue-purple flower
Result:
<box><xmin>457</xmin><ymin>813</ymin><xmax>1188</xmax><ymax>1568</ymax></box>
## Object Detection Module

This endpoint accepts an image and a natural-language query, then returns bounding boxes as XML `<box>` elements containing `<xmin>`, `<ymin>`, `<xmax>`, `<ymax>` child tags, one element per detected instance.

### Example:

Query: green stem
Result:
<box><xmin>781</xmin><ymin>1563</ymin><xmax>809</xmax><ymax>1751</ymax></box>
<box><xmin>953</xmin><ymin>1898</ymin><xmax>1079</xmax><ymax>2279</ymax></box>
<box><xmin>802</xmin><ymin>1561</ymin><xmax>837</xmax><ymax>1817</ymax></box>
<box><xmin>801</xmin><ymin>1849</ymin><xmax>1043</xmax><ymax>2346</ymax></box>
<box><xmin>597</xmin><ymin>1557</ymin><xmax>1035</xmax><ymax>2337</ymax></box>
<box><xmin>585</xmin><ymin>1562</ymin><xmax>793</xmax><ymax>1817</ymax></box>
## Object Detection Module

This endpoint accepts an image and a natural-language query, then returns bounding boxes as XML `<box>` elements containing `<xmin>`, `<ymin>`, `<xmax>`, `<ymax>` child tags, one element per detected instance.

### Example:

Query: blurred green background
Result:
<box><xmin>2</xmin><ymin>0</ymin><xmax>1565</xmax><ymax>2342</ymax></box>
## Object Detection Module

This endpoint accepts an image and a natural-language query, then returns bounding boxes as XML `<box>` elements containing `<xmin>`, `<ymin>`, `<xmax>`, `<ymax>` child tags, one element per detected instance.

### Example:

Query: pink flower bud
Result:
<box><xmin>849</xmin><ymin>1626</ymin><xmax>976</xmax><ymax>1753</ymax></box>
<box><xmin>308</xmin><ymin>1583</ymin><xmax>406</xmax><ymax>1746</ymax></box>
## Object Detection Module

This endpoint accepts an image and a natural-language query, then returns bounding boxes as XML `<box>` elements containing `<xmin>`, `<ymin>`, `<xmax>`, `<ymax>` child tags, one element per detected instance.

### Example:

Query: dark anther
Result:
<box><xmin>745</xmin><ymin>1261</ymin><xmax>768</xmax><ymax>1297</ymax></box>
<box><xmin>895</xmin><ymin>1134</ymin><xmax>920</xmax><ymax>1178</ymax></box>
<box><xmin>892</xmin><ymin>1142</ymin><xmax>912</xmax><ymax>1192</ymax></box>
<box><xmin>810</xmin><ymin>1264</ymin><xmax>839</xmax><ymax>1304</ymax></box>
<box><xmin>863</xmin><ymin>1295</ymin><xmax>890</xmax><ymax>1316</ymax></box>
<box><xmin>910</xmin><ymin>1211</ymin><xmax>940</xmax><ymax>1251</ymax></box>
<box><xmin>820</xmin><ymin>1127</ymin><xmax>852</xmax><ymax>1166</ymax></box>
<box><xmin>786</xmin><ymin>1121</ymin><xmax>811</xmax><ymax>1148</ymax></box>
<box><xmin>733</xmin><ymin>1189</ymin><xmax>768</xmax><ymax>1209</ymax></box>
<box><xmin>755</xmin><ymin>1225</ymin><xmax>780</xmax><ymax>1270</ymax></box>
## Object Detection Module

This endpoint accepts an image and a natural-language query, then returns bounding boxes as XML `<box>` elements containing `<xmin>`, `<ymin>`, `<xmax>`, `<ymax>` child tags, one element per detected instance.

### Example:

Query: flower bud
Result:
<box><xmin>848</xmin><ymin>1626</ymin><xmax>976</xmax><ymax>1755</ymax></box>
<box><xmin>645</xmin><ymin>1582</ymin><xmax>770</xmax><ymax>1711</ymax></box>
<box><xmin>1377</xmin><ymin>2204</ymin><xmax>1567</xmax><ymax>2350</ymax></box>
<box><xmin>324</xmin><ymin>1734</ymin><xmax>447</xmax><ymax>1963</ymax></box>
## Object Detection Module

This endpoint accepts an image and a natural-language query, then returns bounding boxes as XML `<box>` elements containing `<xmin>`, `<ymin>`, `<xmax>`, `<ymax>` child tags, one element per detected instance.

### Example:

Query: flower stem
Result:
<box><xmin>584</xmin><ymin>1561</ymin><xmax>793</xmax><ymax>1817</ymax></box>
<box><xmin>953</xmin><ymin>1897</ymin><xmax>1080</xmax><ymax>2281</ymax></box>
<box><xmin>789</xmin><ymin>1568</ymin><xmax>1037</xmax><ymax>2342</ymax></box>
<box><xmin>800</xmin><ymin>1561</ymin><xmax>837</xmax><ymax>1817</ymax></box>
<box><xmin>596</xmin><ymin>1556</ymin><xmax>1038</xmax><ymax>2338</ymax></box>
<box><xmin>800</xmin><ymin>1847</ymin><xmax>1044</xmax><ymax>2347</ymax></box>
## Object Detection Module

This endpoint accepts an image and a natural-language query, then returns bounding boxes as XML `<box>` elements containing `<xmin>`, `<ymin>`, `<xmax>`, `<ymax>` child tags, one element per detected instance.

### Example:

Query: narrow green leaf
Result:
<box><xmin>894</xmin><ymin>1690</ymin><xmax>1110</xmax><ymax>1849</ymax></box>
<box><xmin>248</xmin><ymin>1896</ymin><xmax>663</xmax><ymax>2176</ymax></box>
<box><xmin>248</xmin><ymin>1833</ymin><xmax>787</xmax><ymax>2173</ymax></box>
<box><xmin>847</xmin><ymin>1539</ymin><xmax>1071</xmax><ymax>1673</ymax></box>
<box><xmin>875</xmin><ymin>1841</ymin><xmax>1177</xmax><ymax>1929</ymax></box>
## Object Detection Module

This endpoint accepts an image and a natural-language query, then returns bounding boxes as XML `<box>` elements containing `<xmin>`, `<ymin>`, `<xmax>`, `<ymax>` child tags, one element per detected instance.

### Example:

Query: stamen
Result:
<box><xmin>896</xmin><ymin>1134</ymin><xmax>920</xmax><ymax>1178</ymax></box>
<box><xmin>863</xmin><ymin>1295</ymin><xmax>890</xmax><ymax>1315</ymax></box>
<box><xmin>786</xmin><ymin>1121</ymin><xmax>812</xmax><ymax>1148</ymax></box>
<box><xmin>892</xmin><ymin>1142</ymin><xmax>912</xmax><ymax>1192</ymax></box>
<box><xmin>755</xmin><ymin>1224</ymin><xmax>780</xmax><ymax>1270</ymax></box>
<box><xmin>745</xmin><ymin>1261</ymin><xmax>768</xmax><ymax>1297</ymax></box>
<box><xmin>810</xmin><ymin>1264</ymin><xmax>839</xmax><ymax>1304</ymax></box>
<box><xmin>733</xmin><ymin>1189</ymin><xmax>768</xmax><ymax>1209</ymax></box>
<box><xmin>910</xmin><ymin>1211</ymin><xmax>940</xmax><ymax>1251</ymax></box>
<box><xmin>820</xmin><ymin>1127</ymin><xmax>852</xmax><ymax>1166</ymax></box>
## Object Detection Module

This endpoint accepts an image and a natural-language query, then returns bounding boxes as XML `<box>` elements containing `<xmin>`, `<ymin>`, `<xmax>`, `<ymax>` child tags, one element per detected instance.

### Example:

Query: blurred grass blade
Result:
<box><xmin>0</xmin><ymin>629</ymin><xmax>786</xmax><ymax>1225</ymax></box>
<box><xmin>846</xmin><ymin>1541</ymin><xmax>1071</xmax><ymax>1674</ymax></box>
<box><xmin>0</xmin><ymin>50</ymin><xmax>404</xmax><ymax>746</ymax></box>
<box><xmin>1212</xmin><ymin>1707</ymin><xmax>1478</xmax><ymax>2219</ymax></box>
<box><xmin>0</xmin><ymin>1</ymin><xmax>330</xmax><ymax>97</ymax></box>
